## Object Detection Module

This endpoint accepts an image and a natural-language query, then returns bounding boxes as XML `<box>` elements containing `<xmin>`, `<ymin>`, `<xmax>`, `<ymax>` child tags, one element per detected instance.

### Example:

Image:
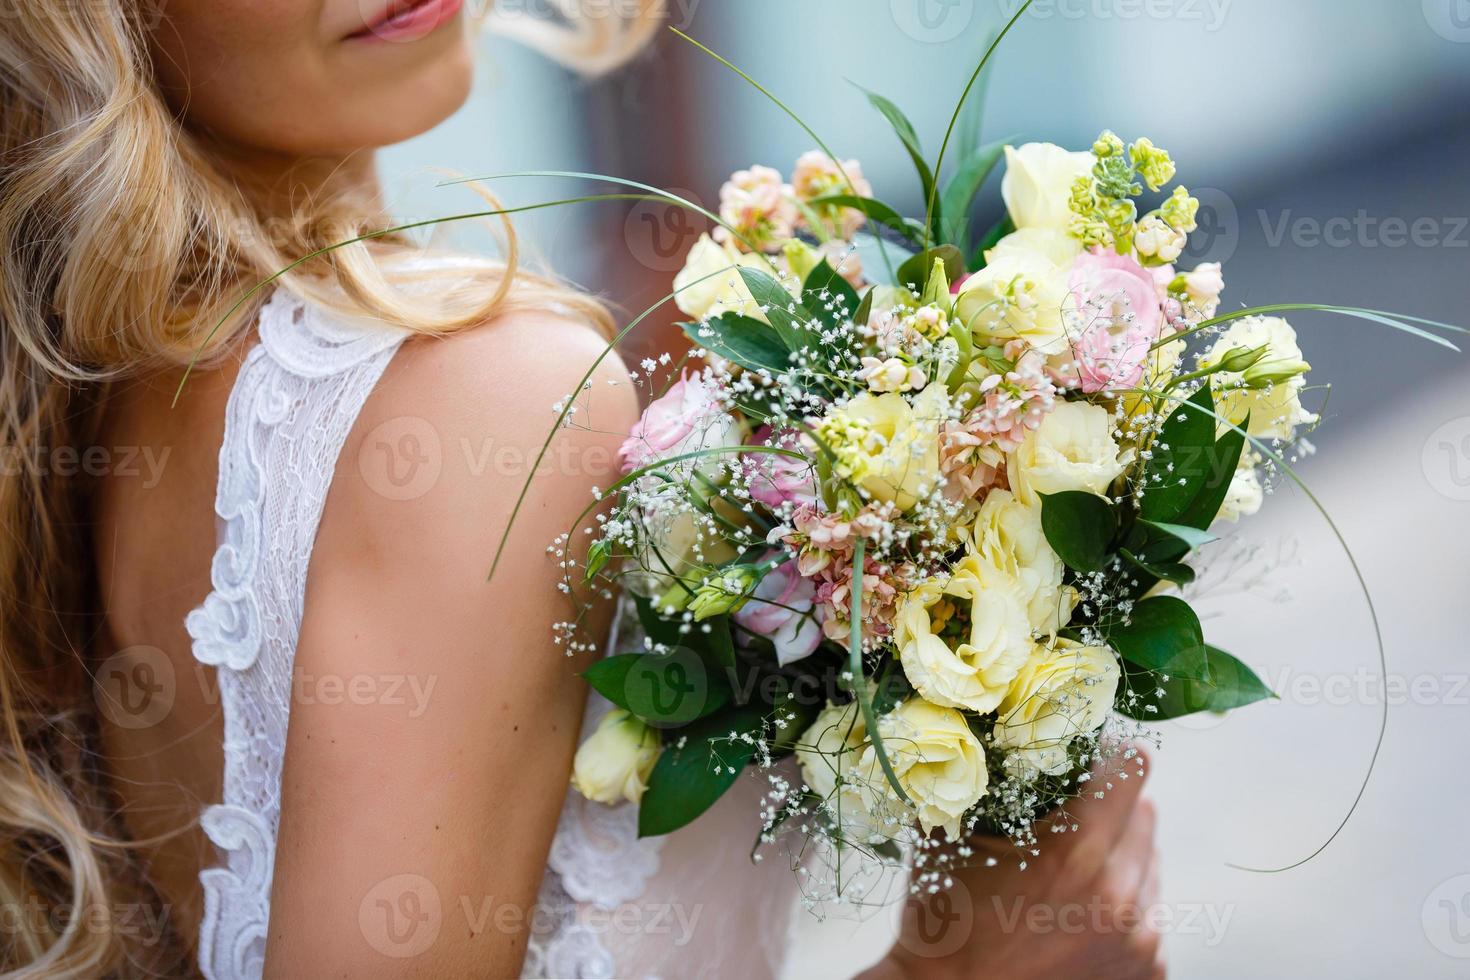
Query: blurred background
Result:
<box><xmin>382</xmin><ymin>1</ymin><xmax>1470</xmax><ymax>976</ymax></box>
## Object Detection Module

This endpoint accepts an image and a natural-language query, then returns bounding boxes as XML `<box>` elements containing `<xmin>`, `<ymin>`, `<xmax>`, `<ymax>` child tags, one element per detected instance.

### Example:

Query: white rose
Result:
<box><xmin>866</xmin><ymin>698</ymin><xmax>989</xmax><ymax>840</ymax></box>
<box><xmin>1008</xmin><ymin>401</ymin><xmax>1128</xmax><ymax>506</ymax></box>
<box><xmin>993</xmin><ymin>640</ymin><xmax>1120</xmax><ymax>777</ymax></box>
<box><xmin>796</xmin><ymin>700</ymin><xmax>908</xmax><ymax>844</ymax></box>
<box><xmin>570</xmin><ymin>709</ymin><xmax>660</xmax><ymax>805</ymax></box>
<box><xmin>673</xmin><ymin>233</ymin><xmax>768</xmax><ymax>322</ymax></box>
<box><xmin>970</xmin><ymin>489</ymin><xmax>1077</xmax><ymax>636</ymax></box>
<box><xmin>954</xmin><ymin>247</ymin><xmax>1072</xmax><ymax>353</ymax></box>
<box><xmin>1002</xmin><ymin>143</ymin><xmax>1095</xmax><ymax>233</ymax></box>
<box><xmin>895</xmin><ymin>554</ymin><xmax>1034</xmax><ymax>714</ymax></box>
<box><xmin>1206</xmin><ymin>316</ymin><xmax>1317</xmax><ymax>442</ymax></box>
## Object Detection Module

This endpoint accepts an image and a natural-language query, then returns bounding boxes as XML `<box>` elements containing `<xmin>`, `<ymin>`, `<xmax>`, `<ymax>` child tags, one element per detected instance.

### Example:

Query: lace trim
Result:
<box><xmin>186</xmin><ymin>286</ymin><xmax>409</xmax><ymax>979</ymax></box>
<box><xmin>523</xmin><ymin>599</ymin><xmax>664</xmax><ymax>978</ymax></box>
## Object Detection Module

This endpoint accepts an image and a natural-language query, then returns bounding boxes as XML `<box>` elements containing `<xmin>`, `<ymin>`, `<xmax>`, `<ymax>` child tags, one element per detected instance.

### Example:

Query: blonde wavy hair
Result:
<box><xmin>0</xmin><ymin>0</ymin><xmax>663</xmax><ymax>975</ymax></box>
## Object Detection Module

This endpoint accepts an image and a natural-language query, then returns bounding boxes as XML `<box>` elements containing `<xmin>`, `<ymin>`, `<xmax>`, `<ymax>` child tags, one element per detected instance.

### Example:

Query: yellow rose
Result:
<box><xmin>823</xmin><ymin>384</ymin><xmax>947</xmax><ymax>511</ymax></box>
<box><xmin>865</xmin><ymin>698</ymin><xmax>989</xmax><ymax>840</ymax></box>
<box><xmin>570</xmin><ymin>709</ymin><xmax>660</xmax><ymax>805</ymax></box>
<box><xmin>673</xmin><ymin>233</ymin><xmax>769</xmax><ymax>322</ymax></box>
<box><xmin>895</xmin><ymin>553</ymin><xmax>1033</xmax><ymax>713</ymax></box>
<box><xmin>970</xmin><ymin>489</ymin><xmax>1076</xmax><ymax>636</ymax></box>
<box><xmin>1206</xmin><ymin>316</ymin><xmax>1317</xmax><ymax>441</ymax></box>
<box><xmin>1001</xmin><ymin>143</ymin><xmax>1095</xmax><ymax>232</ymax></box>
<box><xmin>1008</xmin><ymin>401</ymin><xmax>1127</xmax><ymax>507</ymax></box>
<box><xmin>993</xmin><ymin>640</ymin><xmax>1120</xmax><ymax>777</ymax></box>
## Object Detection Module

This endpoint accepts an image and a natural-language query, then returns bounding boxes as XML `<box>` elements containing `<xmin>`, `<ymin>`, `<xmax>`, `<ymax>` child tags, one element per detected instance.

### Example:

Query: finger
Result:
<box><xmin>1048</xmin><ymin>742</ymin><xmax>1153</xmax><ymax>878</ymax></box>
<box><xmin>1102</xmin><ymin>798</ymin><xmax>1156</xmax><ymax>902</ymax></box>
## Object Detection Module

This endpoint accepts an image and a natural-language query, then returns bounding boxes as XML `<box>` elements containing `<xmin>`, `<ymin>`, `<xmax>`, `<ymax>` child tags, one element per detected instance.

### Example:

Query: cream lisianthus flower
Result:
<box><xmin>570</xmin><ymin>709</ymin><xmax>660</xmax><ymax>805</ymax></box>
<box><xmin>993</xmin><ymin>639</ymin><xmax>1120</xmax><ymax>777</ymax></box>
<box><xmin>985</xmin><ymin>226</ymin><xmax>1085</xmax><ymax>269</ymax></box>
<box><xmin>795</xmin><ymin>699</ymin><xmax>908</xmax><ymax>844</ymax></box>
<box><xmin>954</xmin><ymin>247</ymin><xmax>1072</xmax><ymax>353</ymax></box>
<box><xmin>1001</xmin><ymin>143</ymin><xmax>1096</xmax><ymax>233</ymax></box>
<box><xmin>673</xmin><ymin>233</ymin><xmax>769</xmax><ymax>322</ymax></box>
<box><xmin>1216</xmin><ymin>450</ymin><xmax>1264</xmax><ymax>523</ymax></box>
<box><xmin>819</xmin><ymin>384</ymin><xmax>948</xmax><ymax>511</ymax></box>
<box><xmin>895</xmin><ymin>554</ymin><xmax>1033</xmax><ymax>714</ymax></box>
<box><xmin>1205</xmin><ymin>316</ymin><xmax>1317</xmax><ymax>442</ymax></box>
<box><xmin>970</xmin><ymin>489</ymin><xmax>1076</xmax><ymax>636</ymax></box>
<box><xmin>1008</xmin><ymin>400</ymin><xmax>1127</xmax><ymax>507</ymax></box>
<box><xmin>865</xmin><ymin>698</ymin><xmax>989</xmax><ymax>840</ymax></box>
<box><xmin>795</xmin><ymin>700</ymin><xmax>869</xmax><ymax>802</ymax></box>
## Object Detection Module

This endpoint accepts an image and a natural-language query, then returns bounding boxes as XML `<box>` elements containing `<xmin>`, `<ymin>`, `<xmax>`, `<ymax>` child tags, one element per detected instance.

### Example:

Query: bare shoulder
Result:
<box><xmin>263</xmin><ymin>311</ymin><xmax>638</xmax><ymax>975</ymax></box>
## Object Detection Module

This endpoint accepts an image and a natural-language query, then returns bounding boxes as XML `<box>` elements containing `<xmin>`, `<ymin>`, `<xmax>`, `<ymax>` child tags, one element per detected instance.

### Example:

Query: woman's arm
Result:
<box><xmin>263</xmin><ymin>314</ymin><xmax>638</xmax><ymax>978</ymax></box>
<box><xmin>863</xmin><ymin>747</ymin><xmax>1164</xmax><ymax>980</ymax></box>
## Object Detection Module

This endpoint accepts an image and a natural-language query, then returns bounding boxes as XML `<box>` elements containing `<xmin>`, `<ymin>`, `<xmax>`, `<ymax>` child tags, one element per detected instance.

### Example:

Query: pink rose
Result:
<box><xmin>742</xmin><ymin>428</ymin><xmax>817</xmax><ymax>510</ymax></box>
<box><xmin>732</xmin><ymin>558</ymin><xmax>823</xmax><ymax>666</ymax></box>
<box><xmin>618</xmin><ymin>372</ymin><xmax>734</xmax><ymax>474</ymax></box>
<box><xmin>1065</xmin><ymin>249</ymin><xmax>1167</xmax><ymax>394</ymax></box>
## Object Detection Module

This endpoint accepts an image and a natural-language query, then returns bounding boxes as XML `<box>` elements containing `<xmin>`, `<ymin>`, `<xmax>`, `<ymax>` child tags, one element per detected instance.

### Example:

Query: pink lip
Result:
<box><xmin>348</xmin><ymin>0</ymin><xmax>464</xmax><ymax>43</ymax></box>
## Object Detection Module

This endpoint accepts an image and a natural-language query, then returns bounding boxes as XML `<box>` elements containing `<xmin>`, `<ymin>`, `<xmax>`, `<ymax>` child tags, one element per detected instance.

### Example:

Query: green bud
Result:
<box><xmin>1093</xmin><ymin>130</ymin><xmax>1125</xmax><ymax>159</ymax></box>
<box><xmin>1160</xmin><ymin>186</ymin><xmax>1200</xmax><ymax>234</ymax></box>
<box><xmin>782</xmin><ymin>239</ymin><xmax>822</xmax><ymax>284</ymax></box>
<box><xmin>654</xmin><ymin>580</ymin><xmax>695</xmax><ymax>615</ymax></box>
<box><xmin>1213</xmin><ymin>344</ymin><xmax>1271</xmax><ymax>374</ymax></box>
<box><xmin>688</xmin><ymin>565</ymin><xmax>762</xmax><ymax>621</ymax></box>
<box><xmin>1243</xmin><ymin>358</ymin><xmax>1311</xmax><ymax>388</ymax></box>
<box><xmin>1130</xmin><ymin>137</ymin><xmax>1177</xmax><ymax>193</ymax></box>
<box><xmin>919</xmin><ymin>257</ymin><xmax>951</xmax><ymax>308</ymax></box>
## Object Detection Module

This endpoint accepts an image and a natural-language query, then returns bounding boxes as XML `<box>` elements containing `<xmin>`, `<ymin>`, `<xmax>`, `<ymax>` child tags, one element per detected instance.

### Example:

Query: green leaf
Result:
<box><xmin>638</xmin><ymin>702</ymin><xmax>766</xmax><ymax>837</ymax></box>
<box><xmin>680</xmin><ymin>314</ymin><xmax>790</xmax><ymax>375</ymax></box>
<box><xmin>707</xmin><ymin>615</ymin><xmax>736</xmax><ymax>670</ymax></box>
<box><xmin>857</xmin><ymin>86</ymin><xmax>936</xmax><ymax>226</ymax></box>
<box><xmin>738</xmin><ymin>267</ymin><xmax>819</xmax><ymax>354</ymax></box>
<box><xmin>940</xmin><ymin>138</ymin><xmax>1011</xmax><ymax>251</ymax></box>
<box><xmin>809</xmin><ymin>194</ymin><xmax>928</xmax><ymax>246</ymax></box>
<box><xmin>1176</xmin><ymin>423</ymin><xmax>1247</xmax><ymax>531</ymax></box>
<box><xmin>1119</xmin><ymin>549</ymin><xmax>1195</xmax><ymax>587</ymax></box>
<box><xmin>1106</xmin><ymin>596</ymin><xmax>1212</xmax><ymax>681</ymax></box>
<box><xmin>1116</xmin><ymin>645</ymin><xmax>1275</xmax><ymax>721</ymax></box>
<box><xmin>632</xmin><ymin>594</ymin><xmax>682</xmax><ymax>647</ymax></box>
<box><xmin>853</xmin><ymin>286</ymin><xmax>875</xmax><ymax>330</ymax></box>
<box><xmin>583</xmin><ymin>539</ymin><xmax>611</xmax><ymax>583</ymax></box>
<box><xmin>895</xmin><ymin>245</ymin><xmax>966</xmax><ymax>295</ymax></box>
<box><xmin>1141</xmin><ymin>386</ymin><xmax>1216</xmax><ymax>524</ymax></box>
<box><xmin>801</xmin><ymin>260</ymin><xmax>862</xmax><ymax>331</ymax></box>
<box><xmin>1039</xmin><ymin>491</ymin><xmax>1118</xmax><ymax>573</ymax></box>
<box><xmin>586</xmin><ymin>651</ymin><xmax>731</xmax><ymax>728</ymax></box>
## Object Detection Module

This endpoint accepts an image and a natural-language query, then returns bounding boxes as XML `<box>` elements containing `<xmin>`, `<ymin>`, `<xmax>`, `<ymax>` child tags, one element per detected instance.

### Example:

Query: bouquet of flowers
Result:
<box><xmin>538</xmin><ymin>42</ymin><xmax>1460</xmax><ymax>895</ymax></box>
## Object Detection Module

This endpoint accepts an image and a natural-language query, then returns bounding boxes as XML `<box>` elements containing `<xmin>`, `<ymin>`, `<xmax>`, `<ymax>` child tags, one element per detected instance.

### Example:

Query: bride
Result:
<box><xmin>0</xmin><ymin>2</ymin><xmax>1164</xmax><ymax>977</ymax></box>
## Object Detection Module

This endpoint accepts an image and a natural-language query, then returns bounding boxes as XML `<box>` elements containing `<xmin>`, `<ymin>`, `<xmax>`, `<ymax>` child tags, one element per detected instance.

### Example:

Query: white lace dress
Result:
<box><xmin>185</xmin><ymin>268</ymin><xmax>806</xmax><ymax>980</ymax></box>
